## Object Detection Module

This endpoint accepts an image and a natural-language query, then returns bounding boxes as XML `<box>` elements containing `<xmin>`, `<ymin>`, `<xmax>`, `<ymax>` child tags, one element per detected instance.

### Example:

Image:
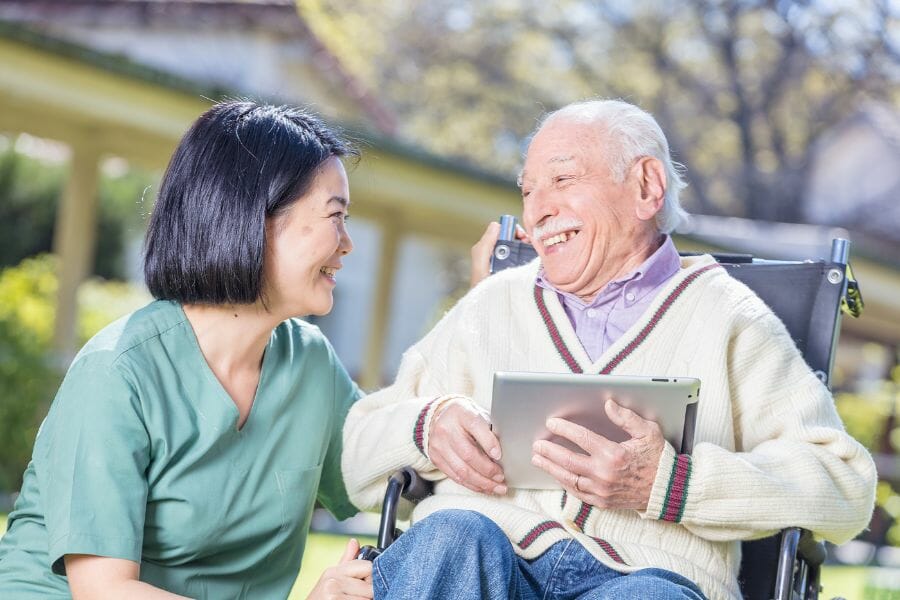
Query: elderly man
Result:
<box><xmin>342</xmin><ymin>100</ymin><xmax>876</xmax><ymax>600</ymax></box>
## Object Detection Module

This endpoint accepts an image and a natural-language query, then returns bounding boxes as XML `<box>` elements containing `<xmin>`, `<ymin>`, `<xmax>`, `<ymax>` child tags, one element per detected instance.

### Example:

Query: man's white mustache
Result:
<box><xmin>532</xmin><ymin>217</ymin><xmax>584</xmax><ymax>240</ymax></box>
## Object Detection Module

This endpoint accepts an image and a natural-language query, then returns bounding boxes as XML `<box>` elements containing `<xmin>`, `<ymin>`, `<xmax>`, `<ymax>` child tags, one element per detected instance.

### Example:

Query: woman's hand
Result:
<box><xmin>306</xmin><ymin>538</ymin><xmax>373</xmax><ymax>600</ymax></box>
<box><xmin>469</xmin><ymin>220</ymin><xmax>530</xmax><ymax>288</ymax></box>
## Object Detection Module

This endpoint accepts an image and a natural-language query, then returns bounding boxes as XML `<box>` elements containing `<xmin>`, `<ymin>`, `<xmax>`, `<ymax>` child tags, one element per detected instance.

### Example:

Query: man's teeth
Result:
<box><xmin>543</xmin><ymin>231</ymin><xmax>577</xmax><ymax>247</ymax></box>
<box><xmin>320</xmin><ymin>267</ymin><xmax>337</xmax><ymax>277</ymax></box>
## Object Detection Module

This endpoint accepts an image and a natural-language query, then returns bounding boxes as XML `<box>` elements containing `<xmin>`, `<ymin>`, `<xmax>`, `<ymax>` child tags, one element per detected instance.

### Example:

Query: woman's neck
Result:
<box><xmin>182</xmin><ymin>302</ymin><xmax>279</xmax><ymax>377</ymax></box>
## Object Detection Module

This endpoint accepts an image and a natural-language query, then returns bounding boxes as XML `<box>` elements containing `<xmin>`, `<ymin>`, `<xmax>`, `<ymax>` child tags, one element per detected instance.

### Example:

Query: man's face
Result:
<box><xmin>520</xmin><ymin>118</ymin><xmax>657</xmax><ymax>299</ymax></box>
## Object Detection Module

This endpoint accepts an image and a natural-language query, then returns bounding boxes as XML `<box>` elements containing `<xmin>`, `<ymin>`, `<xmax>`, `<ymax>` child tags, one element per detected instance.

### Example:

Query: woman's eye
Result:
<box><xmin>331</xmin><ymin>212</ymin><xmax>349</xmax><ymax>223</ymax></box>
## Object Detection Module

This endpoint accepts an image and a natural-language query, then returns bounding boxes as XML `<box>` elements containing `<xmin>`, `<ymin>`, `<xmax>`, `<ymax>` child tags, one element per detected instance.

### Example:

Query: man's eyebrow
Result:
<box><xmin>327</xmin><ymin>196</ymin><xmax>350</xmax><ymax>208</ymax></box>
<box><xmin>518</xmin><ymin>155</ymin><xmax>575</xmax><ymax>188</ymax></box>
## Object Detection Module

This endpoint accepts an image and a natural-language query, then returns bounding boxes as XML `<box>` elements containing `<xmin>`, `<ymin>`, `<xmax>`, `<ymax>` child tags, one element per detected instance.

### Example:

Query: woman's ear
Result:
<box><xmin>634</xmin><ymin>156</ymin><xmax>666</xmax><ymax>222</ymax></box>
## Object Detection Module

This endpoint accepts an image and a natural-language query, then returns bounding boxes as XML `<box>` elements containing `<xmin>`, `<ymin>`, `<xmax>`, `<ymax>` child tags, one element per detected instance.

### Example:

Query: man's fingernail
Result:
<box><xmin>546</xmin><ymin>418</ymin><xmax>559</xmax><ymax>430</ymax></box>
<box><xmin>531</xmin><ymin>455</ymin><xmax>542</xmax><ymax>467</ymax></box>
<box><xmin>490</xmin><ymin>447</ymin><xmax>501</xmax><ymax>460</ymax></box>
<box><xmin>493</xmin><ymin>473</ymin><xmax>505</xmax><ymax>483</ymax></box>
<box><xmin>494</xmin><ymin>485</ymin><xmax>507</xmax><ymax>495</ymax></box>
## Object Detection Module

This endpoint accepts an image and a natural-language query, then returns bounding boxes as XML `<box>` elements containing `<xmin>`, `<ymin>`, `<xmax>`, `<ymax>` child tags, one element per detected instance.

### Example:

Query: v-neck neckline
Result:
<box><xmin>533</xmin><ymin>258</ymin><xmax>722</xmax><ymax>375</ymax></box>
<box><xmin>176</xmin><ymin>303</ymin><xmax>277</xmax><ymax>433</ymax></box>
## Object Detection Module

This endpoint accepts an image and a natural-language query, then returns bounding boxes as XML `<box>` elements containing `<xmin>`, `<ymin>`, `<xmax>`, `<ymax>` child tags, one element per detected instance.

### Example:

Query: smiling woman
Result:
<box><xmin>0</xmin><ymin>102</ymin><xmax>372</xmax><ymax>600</ymax></box>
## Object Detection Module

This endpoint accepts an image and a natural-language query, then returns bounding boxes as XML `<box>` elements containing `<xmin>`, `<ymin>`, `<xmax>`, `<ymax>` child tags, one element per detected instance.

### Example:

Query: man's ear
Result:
<box><xmin>633</xmin><ymin>156</ymin><xmax>666</xmax><ymax>222</ymax></box>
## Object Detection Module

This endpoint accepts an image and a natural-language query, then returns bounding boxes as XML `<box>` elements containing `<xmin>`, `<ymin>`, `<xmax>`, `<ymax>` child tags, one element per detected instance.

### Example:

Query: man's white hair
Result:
<box><xmin>538</xmin><ymin>99</ymin><xmax>689</xmax><ymax>234</ymax></box>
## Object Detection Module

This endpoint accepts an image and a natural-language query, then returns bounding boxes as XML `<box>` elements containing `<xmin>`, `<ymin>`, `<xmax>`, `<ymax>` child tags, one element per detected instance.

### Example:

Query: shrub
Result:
<box><xmin>0</xmin><ymin>255</ymin><xmax>150</xmax><ymax>494</ymax></box>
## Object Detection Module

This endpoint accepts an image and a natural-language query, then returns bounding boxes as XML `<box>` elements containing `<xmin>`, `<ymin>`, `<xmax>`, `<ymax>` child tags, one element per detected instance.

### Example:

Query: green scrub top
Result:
<box><xmin>0</xmin><ymin>300</ymin><xmax>360</xmax><ymax>598</ymax></box>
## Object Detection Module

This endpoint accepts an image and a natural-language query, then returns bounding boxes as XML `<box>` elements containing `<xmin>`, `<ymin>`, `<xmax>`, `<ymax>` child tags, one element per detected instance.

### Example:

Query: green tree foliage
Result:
<box><xmin>0</xmin><ymin>255</ymin><xmax>151</xmax><ymax>493</ymax></box>
<box><xmin>301</xmin><ymin>0</ymin><xmax>899</xmax><ymax>222</ymax></box>
<box><xmin>0</xmin><ymin>145</ymin><xmax>154</xmax><ymax>279</ymax></box>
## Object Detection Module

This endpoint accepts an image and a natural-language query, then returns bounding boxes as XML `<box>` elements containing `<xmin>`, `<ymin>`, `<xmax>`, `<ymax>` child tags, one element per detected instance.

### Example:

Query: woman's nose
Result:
<box><xmin>339</xmin><ymin>226</ymin><xmax>353</xmax><ymax>255</ymax></box>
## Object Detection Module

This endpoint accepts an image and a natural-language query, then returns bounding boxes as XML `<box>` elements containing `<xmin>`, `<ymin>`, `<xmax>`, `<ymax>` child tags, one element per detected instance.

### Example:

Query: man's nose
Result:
<box><xmin>523</xmin><ymin>187</ymin><xmax>558</xmax><ymax>231</ymax></box>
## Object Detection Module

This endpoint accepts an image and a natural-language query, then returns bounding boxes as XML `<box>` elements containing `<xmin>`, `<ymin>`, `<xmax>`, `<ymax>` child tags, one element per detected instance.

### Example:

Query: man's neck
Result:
<box><xmin>575</xmin><ymin>233</ymin><xmax>665</xmax><ymax>303</ymax></box>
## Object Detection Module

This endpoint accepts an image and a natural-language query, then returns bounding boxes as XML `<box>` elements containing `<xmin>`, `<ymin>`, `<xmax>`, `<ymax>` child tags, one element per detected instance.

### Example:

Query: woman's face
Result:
<box><xmin>264</xmin><ymin>157</ymin><xmax>353</xmax><ymax>317</ymax></box>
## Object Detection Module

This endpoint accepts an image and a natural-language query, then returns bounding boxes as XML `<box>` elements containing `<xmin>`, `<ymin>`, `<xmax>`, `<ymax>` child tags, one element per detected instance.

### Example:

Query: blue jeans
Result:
<box><xmin>373</xmin><ymin>510</ymin><xmax>707</xmax><ymax>600</ymax></box>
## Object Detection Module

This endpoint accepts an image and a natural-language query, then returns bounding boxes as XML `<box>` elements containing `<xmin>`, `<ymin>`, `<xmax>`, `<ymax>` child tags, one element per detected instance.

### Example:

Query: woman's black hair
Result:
<box><xmin>143</xmin><ymin>100</ymin><xmax>357</xmax><ymax>304</ymax></box>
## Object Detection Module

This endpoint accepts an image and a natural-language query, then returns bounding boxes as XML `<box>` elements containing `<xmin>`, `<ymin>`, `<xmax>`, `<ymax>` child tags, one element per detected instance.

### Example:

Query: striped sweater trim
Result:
<box><xmin>533</xmin><ymin>285</ymin><xmax>583</xmax><ymax>373</ymax></box>
<box><xmin>413</xmin><ymin>398</ymin><xmax>439</xmax><ymax>456</ymax></box>
<box><xmin>517</xmin><ymin>520</ymin><xmax>565</xmax><ymax>550</ymax></box>
<box><xmin>590</xmin><ymin>536</ymin><xmax>627</xmax><ymax>565</ymax></box>
<box><xmin>659</xmin><ymin>454</ymin><xmax>692</xmax><ymax>523</ymax></box>
<box><xmin>600</xmin><ymin>263</ymin><xmax>722</xmax><ymax>374</ymax></box>
<box><xmin>574</xmin><ymin>501</ymin><xmax>593</xmax><ymax>530</ymax></box>
<box><xmin>534</xmin><ymin>263</ymin><xmax>721</xmax><ymax>375</ymax></box>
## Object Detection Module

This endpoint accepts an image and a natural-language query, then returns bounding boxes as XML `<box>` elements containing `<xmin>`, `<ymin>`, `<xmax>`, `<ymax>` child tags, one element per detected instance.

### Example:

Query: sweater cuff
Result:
<box><xmin>413</xmin><ymin>395</ymin><xmax>479</xmax><ymax>459</ymax></box>
<box><xmin>641</xmin><ymin>442</ymin><xmax>693</xmax><ymax>523</ymax></box>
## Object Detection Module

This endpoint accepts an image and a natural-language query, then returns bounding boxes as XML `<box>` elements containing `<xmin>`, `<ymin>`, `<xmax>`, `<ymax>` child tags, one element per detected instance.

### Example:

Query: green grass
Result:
<box><xmin>0</xmin><ymin>514</ymin><xmax>878</xmax><ymax>599</ymax></box>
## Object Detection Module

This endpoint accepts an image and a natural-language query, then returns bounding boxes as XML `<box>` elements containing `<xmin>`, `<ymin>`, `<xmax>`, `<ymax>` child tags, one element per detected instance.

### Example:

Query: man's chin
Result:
<box><xmin>543</xmin><ymin>272</ymin><xmax>583</xmax><ymax>291</ymax></box>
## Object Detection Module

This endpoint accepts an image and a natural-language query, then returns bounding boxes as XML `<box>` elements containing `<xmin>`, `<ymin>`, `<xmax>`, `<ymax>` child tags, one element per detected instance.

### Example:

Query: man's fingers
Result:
<box><xmin>433</xmin><ymin>443</ymin><xmax>506</xmax><ymax>494</ymax></box>
<box><xmin>464</xmin><ymin>414</ymin><xmax>503</xmax><ymax>462</ymax></box>
<box><xmin>339</xmin><ymin>538</ymin><xmax>360</xmax><ymax>563</ymax></box>
<box><xmin>605</xmin><ymin>399</ymin><xmax>660</xmax><ymax>438</ymax></box>
<box><xmin>531</xmin><ymin>451</ymin><xmax>581</xmax><ymax>490</ymax></box>
<box><xmin>532</xmin><ymin>439</ymin><xmax>591</xmax><ymax>475</ymax></box>
<box><xmin>546</xmin><ymin>417</ymin><xmax>609</xmax><ymax>454</ymax></box>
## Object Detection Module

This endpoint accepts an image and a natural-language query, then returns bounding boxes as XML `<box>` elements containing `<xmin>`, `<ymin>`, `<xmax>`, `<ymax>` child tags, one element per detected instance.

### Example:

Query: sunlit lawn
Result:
<box><xmin>0</xmin><ymin>513</ymin><xmax>881</xmax><ymax>598</ymax></box>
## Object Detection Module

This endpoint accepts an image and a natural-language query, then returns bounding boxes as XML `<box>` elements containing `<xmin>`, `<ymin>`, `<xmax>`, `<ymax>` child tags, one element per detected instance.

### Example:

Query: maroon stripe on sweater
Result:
<box><xmin>517</xmin><ymin>520</ymin><xmax>565</xmax><ymax>550</ymax></box>
<box><xmin>662</xmin><ymin>454</ymin><xmax>692</xmax><ymax>523</ymax></box>
<box><xmin>574</xmin><ymin>502</ymin><xmax>593</xmax><ymax>530</ymax></box>
<box><xmin>413</xmin><ymin>399</ymin><xmax>439</xmax><ymax>456</ymax></box>
<box><xmin>591</xmin><ymin>537</ymin><xmax>627</xmax><ymax>564</ymax></box>
<box><xmin>600</xmin><ymin>263</ymin><xmax>721</xmax><ymax>374</ymax></box>
<box><xmin>533</xmin><ymin>285</ymin><xmax>583</xmax><ymax>374</ymax></box>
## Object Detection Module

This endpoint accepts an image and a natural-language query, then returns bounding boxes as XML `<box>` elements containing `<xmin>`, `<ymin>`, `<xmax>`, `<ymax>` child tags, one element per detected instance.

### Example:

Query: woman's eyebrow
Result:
<box><xmin>327</xmin><ymin>196</ymin><xmax>350</xmax><ymax>208</ymax></box>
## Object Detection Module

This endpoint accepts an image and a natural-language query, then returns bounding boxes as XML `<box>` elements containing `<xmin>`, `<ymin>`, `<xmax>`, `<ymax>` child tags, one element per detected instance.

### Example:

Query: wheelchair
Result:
<box><xmin>360</xmin><ymin>237</ymin><xmax>864</xmax><ymax>600</ymax></box>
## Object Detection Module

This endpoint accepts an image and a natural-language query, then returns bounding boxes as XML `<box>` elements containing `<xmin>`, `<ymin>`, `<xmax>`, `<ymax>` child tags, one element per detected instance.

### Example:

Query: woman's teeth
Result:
<box><xmin>543</xmin><ymin>231</ymin><xmax>577</xmax><ymax>248</ymax></box>
<box><xmin>320</xmin><ymin>267</ymin><xmax>337</xmax><ymax>277</ymax></box>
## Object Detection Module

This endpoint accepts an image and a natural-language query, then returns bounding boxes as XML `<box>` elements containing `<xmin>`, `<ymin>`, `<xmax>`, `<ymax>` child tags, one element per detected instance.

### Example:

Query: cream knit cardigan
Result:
<box><xmin>343</xmin><ymin>254</ymin><xmax>876</xmax><ymax>600</ymax></box>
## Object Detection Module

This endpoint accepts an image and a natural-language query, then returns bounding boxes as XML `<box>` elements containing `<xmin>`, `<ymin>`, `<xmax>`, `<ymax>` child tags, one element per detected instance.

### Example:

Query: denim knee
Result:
<box><xmin>413</xmin><ymin>510</ymin><xmax>509</xmax><ymax>553</ymax></box>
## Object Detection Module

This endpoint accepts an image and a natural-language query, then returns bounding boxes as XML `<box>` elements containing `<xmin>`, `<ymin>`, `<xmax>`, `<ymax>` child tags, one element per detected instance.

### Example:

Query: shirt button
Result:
<box><xmin>625</xmin><ymin>292</ymin><xmax>636</xmax><ymax>303</ymax></box>
<box><xmin>586</xmin><ymin>308</ymin><xmax>597</xmax><ymax>318</ymax></box>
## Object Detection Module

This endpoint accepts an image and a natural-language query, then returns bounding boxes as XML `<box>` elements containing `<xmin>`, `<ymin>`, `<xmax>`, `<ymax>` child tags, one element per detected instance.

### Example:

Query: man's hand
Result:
<box><xmin>428</xmin><ymin>404</ymin><xmax>507</xmax><ymax>495</ymax></box>
<box><xmin>306</xmin><ymin>539</ymin><xmax>373</xmax><ymax>600</ymax></box>
<box><xmin>469</xmin><ymin>221</ymin><xmax>530</xmax><ymax>288</ymax></box>
<box><xmin>530</xmin><ymin>399</ymin><xmax>665</xmax><ymax>510</ymax></box>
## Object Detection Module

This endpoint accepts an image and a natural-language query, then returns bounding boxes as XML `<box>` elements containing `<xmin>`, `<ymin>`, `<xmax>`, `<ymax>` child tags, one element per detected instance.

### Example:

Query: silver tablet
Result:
<box><xmin>491</xmin><ymin>371</ymin><xmax>700</xmax><ymax>489</ymax></box>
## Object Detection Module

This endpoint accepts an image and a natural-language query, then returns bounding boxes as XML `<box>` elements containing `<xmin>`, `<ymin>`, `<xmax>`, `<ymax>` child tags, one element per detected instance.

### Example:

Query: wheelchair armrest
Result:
<box><xmin>359</xmin><ymin>467</ymin><xmax>434</xmax><ymax>560</ymax></box>
<box><xmin>773</xmin><ymin>528</ymin><xmax>826</xmax><ymax>600</ymax></box>
<box><xmin>400</xmin><ymin>466</ymin><xmax>433</xmax><ymax>502</ymax></box>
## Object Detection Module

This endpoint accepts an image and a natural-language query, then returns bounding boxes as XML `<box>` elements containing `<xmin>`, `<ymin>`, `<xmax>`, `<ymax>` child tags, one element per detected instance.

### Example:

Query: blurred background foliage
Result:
<box><xmin>0</xmin><ymin>253</ymin><xmax>151</xmax><ymax>492</ymax></box>
<box><xmin>0</xmin><ymin>138</ymin><xmax>154</xmax><ymax>494</ymax></box>
<box><xmin>302</xmin><ymin>0</ymin><xmax>899</xmax><ymax>223</ymax></box>
<box><xmin>0</xmin><ymin>144</ymin><xmax>152</xmax><ymax>281</ymax></box>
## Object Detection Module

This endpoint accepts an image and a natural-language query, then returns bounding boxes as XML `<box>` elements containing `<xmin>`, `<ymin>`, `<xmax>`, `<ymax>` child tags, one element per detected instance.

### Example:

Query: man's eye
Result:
<box><xmin>522</xmin><ymin>190</ymin><xmax>532</xmax><ymax>198</ymax></box>
<box><xmin>554</xmin><ymin>175</ymin><xmax>573</xmax><ymax>184</ymax></box>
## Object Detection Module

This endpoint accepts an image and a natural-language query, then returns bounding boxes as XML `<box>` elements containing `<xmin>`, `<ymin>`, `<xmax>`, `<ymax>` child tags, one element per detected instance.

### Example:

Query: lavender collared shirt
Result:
<box><xmin>535</xmin><ymin>236</ymin><xmax>681</xmax><ymax>362</ymax></box>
